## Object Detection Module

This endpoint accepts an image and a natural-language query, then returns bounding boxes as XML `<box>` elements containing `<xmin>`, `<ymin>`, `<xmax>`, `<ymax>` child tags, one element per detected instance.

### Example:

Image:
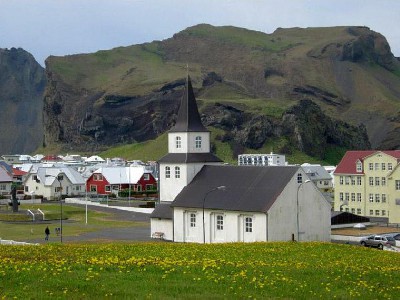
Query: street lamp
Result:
<box><xmin>46</xmin><ymin>174</ymin><xmax>63</xmax><ymax>243</ymax></box>
<box><xmin>202</xmin><ymin>186</ymin><xmax>226</xmax><ymax>244</ymax></box>
<box><xmin>296</xmin><ymin>179</ymin><xmax>311</xmax><ymax>242</ymax></box>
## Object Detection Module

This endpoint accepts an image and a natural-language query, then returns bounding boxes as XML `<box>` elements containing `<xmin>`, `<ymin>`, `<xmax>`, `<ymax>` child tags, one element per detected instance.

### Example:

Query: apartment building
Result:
<box><xmin>334</xmin><ymin>150</ymin><xmax>400</xmax><ymax>223</ymax></box>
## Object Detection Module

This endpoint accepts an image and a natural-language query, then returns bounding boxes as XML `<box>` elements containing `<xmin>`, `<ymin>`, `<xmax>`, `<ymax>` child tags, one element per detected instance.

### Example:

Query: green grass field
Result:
<box><xmin>0</xmin><ymin>242</ymin><xmax>399</xmax><ymax>299</ymax></box>
<box><xmin>0</xmin><ymin>204</ymin><xmax>146</xmax><ymax>242</ymax></box>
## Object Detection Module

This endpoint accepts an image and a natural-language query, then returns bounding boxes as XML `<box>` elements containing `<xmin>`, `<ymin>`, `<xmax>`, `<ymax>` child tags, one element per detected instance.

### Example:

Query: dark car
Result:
<box><xmin>360</xmin><ymin>235</ymin><xmax>396</xmax><ymax>249</ymax></box>
<box><xmin>384</xmin><ymin>233</ymin><xmax>400</xmax><ymax>241</ymax></box>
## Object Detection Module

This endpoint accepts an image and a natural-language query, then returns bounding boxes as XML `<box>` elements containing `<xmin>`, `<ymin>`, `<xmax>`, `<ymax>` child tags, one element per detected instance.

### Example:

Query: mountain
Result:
<box><xmin>0</xmin><ymin>47</ymin><xmax>46</xmax><ymax>154</ymax></box>
<box><xmin>42</xmin><ymin>25</ymin><xmax>400</xmax><ymax>161</ymax></box>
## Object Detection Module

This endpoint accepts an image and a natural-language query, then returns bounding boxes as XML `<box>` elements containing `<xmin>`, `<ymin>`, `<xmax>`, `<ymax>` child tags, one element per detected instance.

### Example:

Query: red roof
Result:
<box><xmin>12</xmin><ymin>168</ymin><xmax>27</xmax><ymax>176</ymax></box>
<box><xmin>334</xmin><ymin>150</ymin><xmax>400</xmax><ymax>175</ymax></box>
<box><xmin>41</xmin><ymin>155</ymin><xmax>62</xmax><ymax>162</ymax></box>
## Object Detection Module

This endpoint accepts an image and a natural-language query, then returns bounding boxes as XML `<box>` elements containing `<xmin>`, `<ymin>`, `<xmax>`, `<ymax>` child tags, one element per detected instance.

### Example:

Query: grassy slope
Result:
<box><xmin>0</xmin><ymin>242</ymin><xmax>399</xmax><ymax>299</ymax></box>
<box><xmin>45</xmin><ymin>25</ymin><xmax>400</xmax><ymax>163</ymax></box>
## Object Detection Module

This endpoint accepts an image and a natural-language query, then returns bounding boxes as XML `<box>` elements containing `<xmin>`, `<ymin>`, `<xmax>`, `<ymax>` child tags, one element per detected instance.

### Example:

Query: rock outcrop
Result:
<box><xmin>0</xmin><ymin>48</ymin><xmax>46</xmax><ymax>154</ymax></box>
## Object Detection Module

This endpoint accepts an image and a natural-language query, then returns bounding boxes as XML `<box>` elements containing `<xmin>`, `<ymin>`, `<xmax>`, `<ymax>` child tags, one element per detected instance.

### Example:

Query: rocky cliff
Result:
<box><xmin>0</xmin><ymin>48</ymin><xmax>46</xmax><ymax>154</ymax></box>
<box><xmin>42</xmin><ymin>25</ymin><xmax>400</xmax><ymax>160</ymax></box>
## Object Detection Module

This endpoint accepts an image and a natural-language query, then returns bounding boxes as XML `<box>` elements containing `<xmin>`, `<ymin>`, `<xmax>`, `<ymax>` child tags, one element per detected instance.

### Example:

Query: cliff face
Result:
<box><xmin>0</xmin><ymin>48</ymin><xmax>46</xmax><ymax>154</ymax></box>
<box><xmin>42</xmin><ymin>25</ymin><xmax>400</xmax><ymax>159</ymax></box>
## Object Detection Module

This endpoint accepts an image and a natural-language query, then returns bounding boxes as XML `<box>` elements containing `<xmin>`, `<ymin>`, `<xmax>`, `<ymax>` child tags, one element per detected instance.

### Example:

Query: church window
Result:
<box><xmin>165</xmin><ymin>166</ymin><xmax>170</xmax><ymax>178</ymax></box>
<box><xmin>175</xmin><ymin>167</ymin><xmax>180</xmax><ymax>178</ymax></box>
<box><xmin>176</xmin><ymin>136</ymin><xmax>181</xmax><ymax>149</ymax></box>
<box><xmin>195</xmin><ymin>136</ymin><xmax>202</xmax><ymax>149</ymax></box>
<box><xmin>297</xmin><ymin>173</ymin><xmax>302</xmax><ymax>183</ymax></box>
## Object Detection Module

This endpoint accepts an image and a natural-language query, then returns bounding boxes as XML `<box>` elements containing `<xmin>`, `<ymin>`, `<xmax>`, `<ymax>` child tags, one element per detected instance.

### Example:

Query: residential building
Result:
<box><xmin>301</xmin><ymin>164</ymin><xmax>333</xmax><ymax>192</ymax></box>
<box><xmin>23</xmin><ymin>165</ymin><xmax>86</xmax><ymax>199</ymax></box>
<box><xmin>86</xmin><ymin>165</ymin><xmax>157</xmax><ymax>195</ymax></box>
<box><xmin>238</xmin><ymin>152</ymin><xmax>287</xmax><ymax>166</ymax></box>
<box><xmin>150</xmin><ymin>75</ymin><xmax>331</xmax><ymax>243</ymax></box>
<box><xmin>0</xmin><ymin>166</ymin><xmax>13</xmax><ymax>195</ymax></box>
<box><xmin>334</xmin><ymin>150</ymin><xmax>400</xmax><ymax>223</ymax></box>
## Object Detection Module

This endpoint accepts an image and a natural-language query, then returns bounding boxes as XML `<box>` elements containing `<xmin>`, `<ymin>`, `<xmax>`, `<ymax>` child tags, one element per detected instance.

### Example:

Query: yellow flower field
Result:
<box><xmin>0</xmin><ymin>242</ymin><xmax>399</xmax><ymax>299</ymax></box>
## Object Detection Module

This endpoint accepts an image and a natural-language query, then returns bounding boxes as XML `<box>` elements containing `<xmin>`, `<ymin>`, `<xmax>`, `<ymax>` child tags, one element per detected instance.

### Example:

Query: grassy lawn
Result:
<box><xmin>0</xmin><ymin>242</ymin><xmax>399</xmax><ymax>299</ymax></box>
<box><xmin>0</xmin><ymin>204</ymin><xmax>147</xmax><ymax>242</ymax></box>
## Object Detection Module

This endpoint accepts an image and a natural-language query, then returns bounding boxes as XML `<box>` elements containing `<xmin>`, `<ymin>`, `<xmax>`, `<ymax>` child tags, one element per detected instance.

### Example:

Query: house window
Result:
<box><xmin>216</xmin><ymin>215</ymin><xmax>224</xmax><ymax>230</ymax></box>
<box><xmin>351</xmin><ymin>193</ymin><xmax>355</xmax><ymax>202</ymax></box>
<box><xmin>396</xmin><ymin>180</ymin><xmax>400</xmax><ymax>190</ymax></box>
<box><xmin>245</xmin><ymin>217</ymin><xmax>253</xmax><ymax>233</ymax></box>
<box><xmin>345</xmin><ymin>208</ymin><xmax>349</xmax><ymax>212</ymax></box>
<box><xmin>356</xmin><ymin>161</ymin><xmax>362</xmax><ymax>172</ymax></box>
<box><xmin>0</xmin><ymin>184</ymin><xmax>6</xmax><ymax>191</ymax></box>
<box><xmin>369</xmin><ymin>194</ymin><xmax>374</xmax><ymax>202</ymax></box>
<box><xmin>195</xmin><ymin>136</ymin><xmax>202</xmax><ymax>149</ymax></box>
<box><xmin>146</xmin><ymin>184</ymin><xmax>153</xmax><ymax>191</ymax></box>
<box><xmin>351</xmin><ymin>177</ymin><xmax>355</xmax><ymax>185</ymax></box>
<box><xmin>90</xmin><ymin>185</ymin><xmax>97</xmax><ymax>192</ymax></box>
<box><xmin>175</xmin><ymin>167</ymin><xmax>180</xmax><ymax>179</ymax></box>
<box><xmin>369</xmin><ymin>163</ymin><xmax>373</xmax><ymax>171</ymax></box>
<box><xmin>357</xmin><ymin>177</ymin><xmax>362</xmax><ymax>185</ymax></box>
<box><xmin>369</xmin><ymin>177</ymin><xmax>374</xmax><ymax>186</ymax></box>
<box><xmin>340</xmin><ymin>176</ymin><xmax>344</xmax><ymax>185</ymax></box>
<box><xmin>357</xmin><ymin>193</ymin><xmax>362</xmax><ymax>202</ymax></box>
<box><xmin>143</xmin><ymin>174</ymin><xmax>150</xmax><ymax>181</ymax></box>
<box><xmin>105</xmin><ymin>185</ymin><xmax>111</xmax><ymax>192</ymax></box>
<box><xmin>351</xmin><ymin>208</ymin><xmax>355</xmax><ymax>214</ymax></box>
<box><xmin>25</xmin><ymin>186</ymin><xmax>29</xmax><ymax>192</ymax></box>
<box><xmin>375</xmin><ymin>194</ymin><xmax>380</xmax><ymax>203</ymax></box>
<box><xmin>190</xmin><ymin>213</ymin><xmax>196</xmax><ymax>227</ymax></box>
<box><xmin>375</xmin><ymin>210</ymin><xmax>380</xmax><ymax>216</ymax></box>
<box><xmin>357</xmin><ymin>208</ymin><xmax>362</xmax><ymax>214</ymax></box>
<box><xmin>370</xmin><ymin>210</ymin><xmax>373</xmax><ymax>215</ymax></box>
<box><xmin>165</xmin><ymin>166</ymin><xmax>170</xmax><ymax>179</ymax></box>
<box><xmin>382</xmin><ymin>163</ymin><xmax>386</xmax><ymax>171</ymax></box>
<box><xmin>345</xmin><ymin>193</ymin><xmax>349</xmax><ymax>202</ymax></box>
<box><xmin>112</xmin><ymin>185</ymin><xmax>119</xmax><ymax>191</ymax></box>
<box><xmin>345</xmin><ymin>177</ymin><xmax>349</xmax><ymax>185</ymax></box>
<box><xmin>388</xmin><ymin>163</ymin><xmax>393</xmax><ymax>170</ymax></box>
<box><xmin>339</xmin><ymin>193</ymin><xmax>343</xmax><ymax>202</ymax></box>
<box><xmin>382</xmin><ymin>210</ymin><xmax>386</xmax><ymax>216</ymax></box>
<box><xmin>375</xmin><ymin>163</ymin><xmax>379</xmax><ymax>171</ymax></box>
<box><xmin>375</xmin><ymin>177</ymin><xmax>380</xmax><ymax>186</ymax></box>
<box><xmin>382</xmin><ymin>177</ymin><xmax>386</xmax><ymax>186</ymax></box>
<box><xmin>382</xmin><ymin>194</ymin><xmax>387</xmax><ymax>203</ymax></box>
<box><xmin>176</xmin><ymin>136</ymin><xmax>181</xmax><ymax>149</ymax></box>
<box><xmin>297</xmin><ymin>173</ymin><xmax>302</xmax><ymax>183</ymax></box>
<box><xmin>324</xmin><ymin>181</ymin><xmax>329</xmax><ymax>186</ymax></box>
<box><xmin>93</xmin><ymin>174</ymin><xmax>103</xmax><ymax>181</ymax></box>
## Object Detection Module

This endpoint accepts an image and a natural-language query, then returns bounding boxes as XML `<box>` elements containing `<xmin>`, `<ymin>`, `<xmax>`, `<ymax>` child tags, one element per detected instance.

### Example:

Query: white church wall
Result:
<box><xmin>150</xmin><ymin>218</ymin><xmax>173</xmax><ymax>241</ymax></box>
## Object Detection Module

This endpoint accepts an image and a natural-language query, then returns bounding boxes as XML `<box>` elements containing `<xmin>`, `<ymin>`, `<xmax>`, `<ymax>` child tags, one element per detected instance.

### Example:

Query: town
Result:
<box><xmin>1</xmin><ymin>76</ymin><xmax>400</xmax><ymax>249</ymax></box>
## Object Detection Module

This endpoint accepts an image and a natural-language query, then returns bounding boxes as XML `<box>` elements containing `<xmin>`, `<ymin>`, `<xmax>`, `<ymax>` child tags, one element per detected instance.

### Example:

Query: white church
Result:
<box><xmin>150</xmin><ymin>75</ymin><xmax>331</xmax><ymax>243</ymax></box>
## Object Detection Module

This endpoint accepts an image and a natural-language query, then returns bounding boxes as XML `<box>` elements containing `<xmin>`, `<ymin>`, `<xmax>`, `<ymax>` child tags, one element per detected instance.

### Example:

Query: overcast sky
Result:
<box><xmin>1</xmin><ymin>0</ymin><xmax>399</xmax><ymax>66</ymax></box>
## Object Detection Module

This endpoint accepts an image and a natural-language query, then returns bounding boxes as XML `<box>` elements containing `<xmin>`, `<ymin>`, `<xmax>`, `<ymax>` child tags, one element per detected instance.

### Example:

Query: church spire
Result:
<box><xmin>170</xmin><ymin>75</ymin><xmax>208</xmax><ymax>132</ymax></box>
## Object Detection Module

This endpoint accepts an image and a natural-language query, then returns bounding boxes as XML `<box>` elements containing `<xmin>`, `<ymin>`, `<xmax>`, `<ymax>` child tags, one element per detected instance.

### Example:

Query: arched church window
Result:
<box><xmin>165</xmin><ymin>166</ymin><xmax>170</xmax><ymax>178</ymax></box>
<box><xmin>175</xmin><ymin>166</ymin><xmax>180</xmax><ymax>178</ymax></box>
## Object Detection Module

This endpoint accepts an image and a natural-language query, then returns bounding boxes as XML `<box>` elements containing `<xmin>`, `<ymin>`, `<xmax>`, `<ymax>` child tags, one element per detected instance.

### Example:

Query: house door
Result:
<box><xmin>184</xmin><ymin>212</ymin><xmax>198</xmax><ymax>242</ymax></box>
<box><xmin>211</xmin><ymin>214</ymin><xmax>225</xmax><ymax>243</ymax></box>
<box><xmin>239</xmin><ymin>215</ymin><xmax>255</xmax><ymax>242</ymax></box>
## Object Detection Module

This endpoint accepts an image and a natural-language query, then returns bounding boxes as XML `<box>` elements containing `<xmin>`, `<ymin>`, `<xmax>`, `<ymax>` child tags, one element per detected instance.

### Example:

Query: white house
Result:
<box><xmin>238</xmin><ymin>152</ymin><xmax>287</xmax><ymax>166</ymax></box>
<box><xmin>150</xmin><ymin>75</ymin><xmax>331</xmax><ymax>243</ymax></box>
<box><xmin>0</xmin><ymin>166</ymin><xmax>13</xmax><ymax>195</ymax></box>
<box><xmin>23</xmin><ymin>165</ymin><xmax>86</xmax><ymax>199</ymax></box>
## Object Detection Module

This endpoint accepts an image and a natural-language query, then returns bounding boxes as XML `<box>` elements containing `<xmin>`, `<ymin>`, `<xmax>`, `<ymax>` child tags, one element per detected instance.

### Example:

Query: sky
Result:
<box><xmin>1</xmin><ymin>0</ymin><xmax>399</xmax><ymax>66</ymax></box>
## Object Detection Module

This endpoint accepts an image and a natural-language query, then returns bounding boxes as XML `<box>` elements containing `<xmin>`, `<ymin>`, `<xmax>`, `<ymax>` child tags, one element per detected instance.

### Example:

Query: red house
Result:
<box><xmin>86</xmin><ymin>166</ymin><xmax>157</xmax><ymax>195</ymax></box>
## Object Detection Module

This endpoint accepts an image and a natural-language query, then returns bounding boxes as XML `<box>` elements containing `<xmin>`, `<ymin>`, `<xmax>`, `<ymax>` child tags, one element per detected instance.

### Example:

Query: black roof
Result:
<box><xmin>150</xmin><ymin>203</ymin><xmax>173</xmax><ymax>219</ymax></box>
<box><xmin>171</xmin><ymin>165</ymin><xmax>299</xmax><ymax>213</ymax></box>
<box><xmin>170</xmin><ymin>75</ymin><xmax>208</xmax><ymax>133</ymax></box>
<box><xmin>331</xmin><ymin>211</ymin><xmax>370</xmax><ymax>225</ymax></box>
<box><xmin>158</xmin><ymin>153</ymin><xmax>223</xmax><ymax>164</ymax></box>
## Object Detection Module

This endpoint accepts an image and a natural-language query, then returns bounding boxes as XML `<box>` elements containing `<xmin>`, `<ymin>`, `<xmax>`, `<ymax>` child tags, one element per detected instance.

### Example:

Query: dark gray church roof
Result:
<box><xmin>150</xmin><ymin>203</ymin><xmax>173</xmax><ymax>219</ymax></box>
<box><xmin>169</xmin><ymin>75</ymin><xmax>208</xmax><ymax>133</ymax></box>
<box><xmin>171</xmin><ymin>165</ymin><xmax>299</xmax><ymax>213</ymax></box>
<box><xmin>158</xmin><ymin>153</ymin><xmax>223</xmax><ymax>164</ymax></box>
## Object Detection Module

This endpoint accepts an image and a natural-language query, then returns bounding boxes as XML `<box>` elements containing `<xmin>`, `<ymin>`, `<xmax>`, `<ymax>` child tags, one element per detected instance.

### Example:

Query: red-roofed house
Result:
<box><xmin>334</xmin><ymin>150</ymin><xmax>400</xmax><ymax>223</ymax></box>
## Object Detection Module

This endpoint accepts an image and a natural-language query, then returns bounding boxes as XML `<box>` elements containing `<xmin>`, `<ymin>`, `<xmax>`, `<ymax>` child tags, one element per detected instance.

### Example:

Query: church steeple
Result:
<box><xmin>170</xmin><ymin>75</ymin><xmax>208</xmax><ymax>133</ymax></box>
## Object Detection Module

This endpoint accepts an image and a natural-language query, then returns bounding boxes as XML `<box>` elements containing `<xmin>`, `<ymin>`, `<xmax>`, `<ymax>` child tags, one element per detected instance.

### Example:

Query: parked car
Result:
<box><xmin>360</xmin><ymin>235</ymin><xmax>396</xmax><ymax>249</ymax></box>
<box><xmin>384</xmin><ymin>233</ymin><xmax>400</xmax><ymax>241</ymax></box>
